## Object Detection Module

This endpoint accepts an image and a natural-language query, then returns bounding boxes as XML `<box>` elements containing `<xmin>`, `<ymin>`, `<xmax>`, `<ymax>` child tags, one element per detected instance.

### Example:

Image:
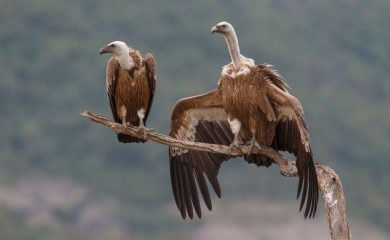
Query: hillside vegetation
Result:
<box><xmin>0</xmin><ymin>0</ymin><xmax>389</xmax><ymax>239</ymax></box>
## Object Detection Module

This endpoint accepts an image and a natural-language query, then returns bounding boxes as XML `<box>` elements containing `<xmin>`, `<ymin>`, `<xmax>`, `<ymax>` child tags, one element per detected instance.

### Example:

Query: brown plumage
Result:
<box><xmin>100</xmin><ymin>41</ymin><xmax>157</xmax><ymax>143</ymax></box>
<box><xmin>168</xmin><ymin>22</ymin><xmax>318</xmax><ymax>219</ymax></box>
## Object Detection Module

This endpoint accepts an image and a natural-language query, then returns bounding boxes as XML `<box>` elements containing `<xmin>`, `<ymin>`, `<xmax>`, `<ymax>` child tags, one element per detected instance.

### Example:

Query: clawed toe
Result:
<box><xmin>246</xmin><ymin>139</ymin><xmax>261</xmax><ymax>157</ymax></box>
<box><xmin>123</xmin><ymin>122</ymin><xmax>133</xmax><ymax>127</ymax></box>
<box><xmin>226</xmin><ymin>145</ymin><xmax>233</xmax><ymax>156</ymax></box>
<box><xmin>227</xmin><ymin>141</ymin><xmax>243</xmax><ymax>157</ymax></box>
<box><xmin>138</xmin><ymin>126</ymin><xmax>153</xmax><ymax>140</ymax></box>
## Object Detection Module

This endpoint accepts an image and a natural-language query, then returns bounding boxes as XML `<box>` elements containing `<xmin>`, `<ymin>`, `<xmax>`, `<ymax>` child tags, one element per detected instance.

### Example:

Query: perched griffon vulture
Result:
<box><xmin>168</xmin><ymin>22</ymin><xmax>318</xmax><ymax>219</ymax></box>
<box><xmin>100</xmin><ymin>41</ymin><xmax>157</xmax><ymax>143</ymax></box>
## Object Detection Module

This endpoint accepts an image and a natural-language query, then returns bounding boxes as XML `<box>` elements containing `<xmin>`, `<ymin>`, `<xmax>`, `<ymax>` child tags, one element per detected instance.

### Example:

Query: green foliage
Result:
<box><xmin>0</xmin><ymin>0</ymin><xmax>389</xmax><ymax>238</ymax></box>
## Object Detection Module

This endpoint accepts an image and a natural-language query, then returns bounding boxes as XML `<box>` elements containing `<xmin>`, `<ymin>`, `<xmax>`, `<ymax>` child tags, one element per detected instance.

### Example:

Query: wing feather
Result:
<box><xmin>169</xmin><ymin>90</ymin><xmax>233</xmax><ymax>219</ymax></box>
<box><xmin>260</xmin><ymin>64</ymin><xmax>319</xmax><ymax>218</ymax></box>
<box><xmin>193</xmin><ymin>163</ymin><xmax>212</xmax><ymax>210</ymax></box>
<box><xmin>182</xmin><ymin>164</ymin><xmax>194</xmax><ymax>219</ymax></box>
<box><xmin>105</xmin><ymin>57</ymin><xmax>121</xmax><ymax>123</ymax></box>
<box><xmin>186</xmin><ymin>166</ymin><xmax>201</xmax><ymax>217</ymax></box>
<box><xmin>143</xmin><ymin>53</ymin><xmax>157</xmax><ymax>123</ymax></box>
<box><xmin>177</xmin><ymin>162</ymin><xmax>187</xmax><ymax>219</ymax></box>
<box><xmin>273</xmin><ymin>104</ymin><xmax>319</xmax><ymax>218</ymax></box>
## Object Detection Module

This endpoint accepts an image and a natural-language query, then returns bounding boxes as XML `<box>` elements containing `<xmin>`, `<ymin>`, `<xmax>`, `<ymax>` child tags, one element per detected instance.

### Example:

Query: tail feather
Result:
<box><xmin>117</xmin><ymin>133</ymin><xmax>146</xmax><ymax>143</ymax></box>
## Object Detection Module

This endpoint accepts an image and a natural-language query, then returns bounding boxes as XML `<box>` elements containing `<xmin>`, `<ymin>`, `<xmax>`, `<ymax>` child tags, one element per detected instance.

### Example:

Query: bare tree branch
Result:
<box><xmin>81</xmin><ymin>110</ymin><xmax>352</xmax><ymax>240</ymax></box>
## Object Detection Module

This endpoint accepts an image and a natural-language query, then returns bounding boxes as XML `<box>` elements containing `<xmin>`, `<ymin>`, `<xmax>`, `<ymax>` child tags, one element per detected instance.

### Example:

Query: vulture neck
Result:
<box><xmin>224</xmin><ymin>30</ymin><xmax>242</xmax><ymax>72</ymax></box>
<box><xmin>117</xmin><ymin>51</ymin><xmax>134</xmax><ymax>70</ymax></box>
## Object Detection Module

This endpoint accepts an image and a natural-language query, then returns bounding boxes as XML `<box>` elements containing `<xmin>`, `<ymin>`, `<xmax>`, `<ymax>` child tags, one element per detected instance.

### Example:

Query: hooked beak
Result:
<box><xmin>211</xmin><ymin>26</ymin><xmax>218</xmax><ymax>34</ymax></box>
<box><xmin>99</xmin><ymin>46</ymin><xmax>109</xmax><ymax>55</ymax></box>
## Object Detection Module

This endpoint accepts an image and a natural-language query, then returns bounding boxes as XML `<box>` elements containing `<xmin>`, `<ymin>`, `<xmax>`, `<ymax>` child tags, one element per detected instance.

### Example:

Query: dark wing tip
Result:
<box><xmin>169</xmin><ymin>149</ymin><xmax>215</xmax><ymax>220</ymax></box>
<box><xmin>297</xmin><ymin>152</ymin><xmax>319</xmax><ymax>219</ymax></box>
<box><xmin>308</xmin><ymin>161</ymin><xmax>319</xmax><ymax>218</ymax></box>
<box><xmin>169</xmin><ymin>146</ymin><xmax>229</xmax><ymax>220</ymax></box>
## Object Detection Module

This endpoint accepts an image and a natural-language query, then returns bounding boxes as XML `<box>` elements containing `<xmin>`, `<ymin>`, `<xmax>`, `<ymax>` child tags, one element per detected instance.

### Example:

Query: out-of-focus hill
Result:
<box><xmin>0</xmin><ymin>0</ymin><xmax>389</xmax><ymax>239</ymax></box>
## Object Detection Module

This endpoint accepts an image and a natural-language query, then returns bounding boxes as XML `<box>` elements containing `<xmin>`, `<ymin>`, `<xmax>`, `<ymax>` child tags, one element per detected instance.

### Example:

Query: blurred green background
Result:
<box><xmin>0</xmin><ymin>0</ymin><xmax>389</xmax><ymax>239</ymax></box>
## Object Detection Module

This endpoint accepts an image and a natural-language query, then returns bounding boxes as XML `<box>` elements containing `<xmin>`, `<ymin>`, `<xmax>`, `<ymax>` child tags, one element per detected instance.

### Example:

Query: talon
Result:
<box><xmin>255</xmin><ymin>142</ymin><xmax>261</xmax><ymax>151</ymax></box>
<box><xmin>226</xmin><ymin>145</ymin><xmax>234</xmax><ymax>156</ymax></box>
<box><xmin>143</xmin><ymin>129</ymin><xmax>147</xmax><ymax>140</ymax></box>
<box><xmin>247</xmin><ymin>142</ymin><xmax>254</xmax><ymax>157</ymax></box>
<box><xmin>138</xmin><ymin>126</ymin><xmax>153</xmax><ymax>140</ymax></box>
<box><xmin>246</xmin><ymin>136</ymin><xmax>259</xmax><ymax>157</ymax></box>
<box><xmin>227</xmin><ymin>140</ymin><xmax>243</xmax><ymax>157</ymax></box>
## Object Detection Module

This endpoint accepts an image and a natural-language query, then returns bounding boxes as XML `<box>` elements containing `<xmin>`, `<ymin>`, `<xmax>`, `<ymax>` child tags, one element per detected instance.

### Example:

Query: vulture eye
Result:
<box><xmin>110</xmin><ymin>44</ymin><xmax>116</xmax><ymax>48</ymax></box>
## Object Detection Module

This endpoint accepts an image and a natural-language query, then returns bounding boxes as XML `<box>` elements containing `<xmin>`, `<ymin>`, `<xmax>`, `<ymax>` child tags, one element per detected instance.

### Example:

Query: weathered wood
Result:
<box><xmin>316</xmin><ymin>165</ymin><xmax>352</xmax><ymax>240</ymax></box>
<box><xmin>81</xmin><ymin>111</ymin><xmax>352</xmax><ymax>240</ymax></box>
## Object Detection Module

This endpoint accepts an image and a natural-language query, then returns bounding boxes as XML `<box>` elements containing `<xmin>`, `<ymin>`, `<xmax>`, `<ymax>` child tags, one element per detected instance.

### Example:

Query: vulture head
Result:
<box><xmin>99</xmin><ymin>41</ymin><xmax>129</xmax><ymax>56</ymax></box>
<box><xmin>100</xmin><ymin>41</ymin><xmax>134</xmax><ymax>70</ymax></box>
<box><xmin>211</xmin><ymin>21</ymin><xmax>234</xmax><ymax>36</ymax></box>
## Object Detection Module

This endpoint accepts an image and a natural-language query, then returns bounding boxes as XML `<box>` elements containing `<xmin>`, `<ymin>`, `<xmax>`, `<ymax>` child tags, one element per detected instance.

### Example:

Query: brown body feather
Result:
<box><xmin>106</xmin><ymin>50</ymin><xmax>157</xmax><ymax>143</ymax></box>
<box><xmin>220</xmin><ymin>66</ymin><xmax>278</xmax><ymax>144</ymax></box>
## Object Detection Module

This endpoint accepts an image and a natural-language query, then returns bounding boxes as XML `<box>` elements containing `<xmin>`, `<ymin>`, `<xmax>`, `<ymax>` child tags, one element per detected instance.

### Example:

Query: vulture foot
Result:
<box><xmin>138</xmin><ymin>126</ymin><xmax>153</xmax><ymax>140</ymax></box>
<box><xmin>226</xmin><ymin>138</ymin><xmax>244</xmax><ymax>157</ymax></box>
<box><xmin>246</xmin><ymin>138</ymin><xmax>261</xmax><ymax>157</ymax></box>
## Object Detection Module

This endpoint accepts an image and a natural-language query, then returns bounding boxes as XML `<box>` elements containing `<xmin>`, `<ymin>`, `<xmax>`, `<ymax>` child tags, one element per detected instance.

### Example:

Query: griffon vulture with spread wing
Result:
<box><xmin>168</xmin><ymin>22</ymin><xmax>318</xmax><ymax>219</ymax></box>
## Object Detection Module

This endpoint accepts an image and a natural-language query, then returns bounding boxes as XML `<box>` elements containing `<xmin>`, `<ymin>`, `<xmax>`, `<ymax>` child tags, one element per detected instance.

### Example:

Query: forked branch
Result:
<box><xmin>81</xmin><ymin>111</ymin><xmax>352</xmax><ymax>240</ymax></box>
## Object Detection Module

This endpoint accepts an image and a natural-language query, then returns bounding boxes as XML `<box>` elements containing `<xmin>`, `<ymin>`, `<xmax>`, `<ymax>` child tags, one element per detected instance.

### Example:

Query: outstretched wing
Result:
<box><xmin>169</xmin><ymin>89</ymin><xmax>234</xmax><ymax>219</ymax></box>
<box><xmin>272</xmin><ymin>95</ymin><xmax>319</xmax><ymax>218</ymax></box>
<box><xmin>143</xmin><ymin>53</ymin><xmax>157</xmax><ymax>123</ymax></box>
<box><xmin>105</xmin><ymin>57</ymin><xmax>121</xmax><ymax>123</ymax></box>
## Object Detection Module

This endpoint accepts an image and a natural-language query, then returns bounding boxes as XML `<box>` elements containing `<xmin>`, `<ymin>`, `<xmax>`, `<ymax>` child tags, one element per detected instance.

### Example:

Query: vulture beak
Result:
<box><xmin>211</xmin><ymin>26</ymin><xmax>218</xmax><ymax>34</ymax></box>
<box><xmin>99</xmin><ymin>46</ymin><xmax>109</xmax><ymax>55</ymax></box>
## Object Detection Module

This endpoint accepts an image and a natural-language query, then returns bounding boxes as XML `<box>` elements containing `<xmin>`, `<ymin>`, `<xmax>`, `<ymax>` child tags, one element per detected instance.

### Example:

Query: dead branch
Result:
<box><xmin>81</xmin><ymin>110</ymin><xmax>352</xmax><ymax>240</ymax></box>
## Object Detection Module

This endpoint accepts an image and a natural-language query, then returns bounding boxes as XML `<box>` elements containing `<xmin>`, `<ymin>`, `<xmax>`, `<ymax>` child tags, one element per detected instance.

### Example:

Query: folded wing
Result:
<box><xmin>143</xmin><ymin>53</ymin><xmax>157</xmax><ymax>124</ymax></box>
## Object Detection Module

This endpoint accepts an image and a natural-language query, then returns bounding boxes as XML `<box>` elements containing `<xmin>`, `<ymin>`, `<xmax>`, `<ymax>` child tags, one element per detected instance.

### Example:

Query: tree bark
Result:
<box><xmin>81</xmin><ymin>111</ymin><xmax>352</xmax><ymax>240</ymax></box>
